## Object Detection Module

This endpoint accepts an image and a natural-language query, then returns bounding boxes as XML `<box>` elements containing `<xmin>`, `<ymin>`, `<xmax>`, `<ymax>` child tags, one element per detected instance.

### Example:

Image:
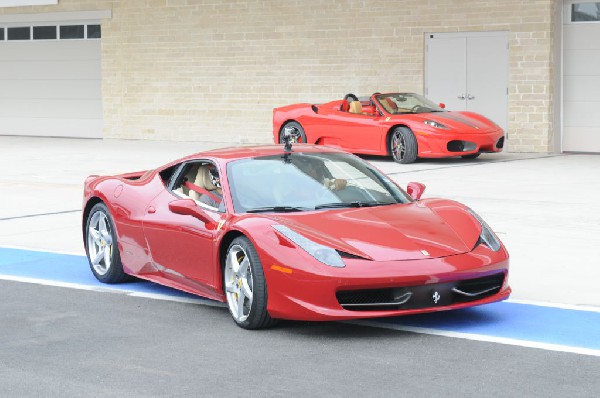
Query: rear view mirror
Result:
<box><xmin>168</xmin><ymin>199</ymin><xmax>212</xmax><ymax>224</ymax></box>
<box><xmin>407</xmin><ymin>182</ymin><xmax>426</xmax><ymax>200</ymax></box>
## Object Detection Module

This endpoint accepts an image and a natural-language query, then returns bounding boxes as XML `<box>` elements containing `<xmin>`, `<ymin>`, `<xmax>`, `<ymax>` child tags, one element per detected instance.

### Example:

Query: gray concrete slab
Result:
<box><xmin>1</xmin><ymin>136</ymin><xmax>599</xmax><ymax>308</ymax></box>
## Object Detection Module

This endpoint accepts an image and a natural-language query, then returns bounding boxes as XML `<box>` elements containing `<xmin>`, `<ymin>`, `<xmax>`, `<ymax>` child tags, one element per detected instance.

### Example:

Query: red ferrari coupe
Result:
<box><xmin>273</xmin><ymin>92</ymin><xmax>505</xmax><ymax>163</ymax></box>
<box><xmin>83</xmin><ymin>143</ymin><xmax>510</xmax><ymax>329</ymax></box>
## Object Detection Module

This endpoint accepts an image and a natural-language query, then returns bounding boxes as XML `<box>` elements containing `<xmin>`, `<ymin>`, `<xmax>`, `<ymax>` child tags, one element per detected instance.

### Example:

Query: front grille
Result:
<box><xmin>336</xmin><ymin>272</ymin><xmax>505</xmax><ymax>311</ymax></box>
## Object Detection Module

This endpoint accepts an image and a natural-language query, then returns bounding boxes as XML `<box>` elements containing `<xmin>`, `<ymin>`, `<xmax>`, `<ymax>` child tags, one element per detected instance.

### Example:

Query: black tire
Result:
<box><xmin>224</xmin><ymin>236</ymin><xmax>277</xmax><ymax>330</ymax></box>
<box><xmin>280</xmin><ymin>121</ymin><xmax>307</xmax><ymax>144</ymax></box>
<box><xmin>389</xmin><ymin>126</ymin><xmax>418</xmax><ymax>164</ymax></box>
<box><xmin>461</xmin><ymin>153</ymin><xmax>481</xmax><ymax>159</ymax></box>
<box><xmin>84</xmin><ymin>202</ymin><xmax>131</xmax><ymax>283</ymax></box>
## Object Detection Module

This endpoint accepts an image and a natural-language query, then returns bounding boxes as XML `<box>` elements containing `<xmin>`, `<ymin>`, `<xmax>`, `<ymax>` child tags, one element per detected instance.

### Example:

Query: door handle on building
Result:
<box><xmin>457</xmin><ymin>94</ymin><xmax>466</xmax><ymax>100</ymax></box>
<box><xmin>467</xmin><ymin>94</ymin><xmax>475</xmax><ymax>100</ymax></box>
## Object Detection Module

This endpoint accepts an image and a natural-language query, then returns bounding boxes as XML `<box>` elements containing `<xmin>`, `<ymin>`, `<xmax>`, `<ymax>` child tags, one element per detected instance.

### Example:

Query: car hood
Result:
<box><xmin>266</xmin><ymin>200</ymin><xmax>481</xmax><ymax>261</ymax></box>
<box><xmin>400</xmin><ymin>111</ymin><xmax>497</xmax><ymax>133</ymax></box>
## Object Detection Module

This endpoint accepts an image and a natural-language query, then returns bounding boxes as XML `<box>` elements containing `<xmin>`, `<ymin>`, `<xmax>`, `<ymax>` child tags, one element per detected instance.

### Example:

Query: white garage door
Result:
<box><xmin>0</xmin><ymin>23</ymin><xmax>102</xmax><ymax>138</ymax></box>
<box><xmin>563</xmin><ymin>2</ymin><xmax>600</xmax><ymax>152</ymax></box>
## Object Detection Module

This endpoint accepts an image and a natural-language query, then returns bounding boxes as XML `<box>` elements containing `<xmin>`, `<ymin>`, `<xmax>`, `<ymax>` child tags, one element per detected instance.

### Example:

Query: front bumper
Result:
<box><xmin>415</xmin><ymin>129</ymin><xmax>505</xmax><ymax>158</ymax></box>
<box><xmin>260</xmin><ymin>243</ymin><xmax>510</xmax><ymax>321</ymax></box>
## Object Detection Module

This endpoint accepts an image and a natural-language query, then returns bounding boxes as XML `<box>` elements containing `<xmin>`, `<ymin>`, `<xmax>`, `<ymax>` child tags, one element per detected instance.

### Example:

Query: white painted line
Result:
<box><xmin>351</xmin><ymin>320</ymin><xmax>600</xmax><ymax>357</ymax></box>
<box><xmin>0</xmin><ymin>274</ymin><xmax>226</xmax><ymax>307</ymax></box>
<box><xmin>0</xmin><ymin>244</ymin><xmax>84</xmax><ymax>256</ymax></box>
<box><xmin>506</xmin><ymin>298</ymin><xmax>600</xmax><ymax>313</ymax></box>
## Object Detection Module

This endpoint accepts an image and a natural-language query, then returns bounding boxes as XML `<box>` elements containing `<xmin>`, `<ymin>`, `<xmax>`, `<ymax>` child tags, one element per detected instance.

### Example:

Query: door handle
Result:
<box><xmin>457</xmin><ymin>94</ymin><xmax>466</xmax><ymax>100</ymax></box>
<box><xmin>147</xmin><ymin>206</ymin><xmax>156</xmax><ymax>214</ymax></box>
<box><xmin>467</xmin><ymin>94</ymin><xmax>475</xmax><ymax>100</ymax></box>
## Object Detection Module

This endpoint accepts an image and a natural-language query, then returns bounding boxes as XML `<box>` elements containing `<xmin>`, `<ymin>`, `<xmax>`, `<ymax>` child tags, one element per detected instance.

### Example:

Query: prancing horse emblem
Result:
<box><xmin>432</xmin><ymin>291</ymin><xmax>441</xmax><ymax>304</ymax></box>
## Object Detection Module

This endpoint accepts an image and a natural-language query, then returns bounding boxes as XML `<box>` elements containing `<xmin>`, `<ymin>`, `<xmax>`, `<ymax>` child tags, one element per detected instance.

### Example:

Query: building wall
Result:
<box><xmin>1</xmin><ymin>0</ymin><xmax>556</xmax><ymax>152</ymax></box>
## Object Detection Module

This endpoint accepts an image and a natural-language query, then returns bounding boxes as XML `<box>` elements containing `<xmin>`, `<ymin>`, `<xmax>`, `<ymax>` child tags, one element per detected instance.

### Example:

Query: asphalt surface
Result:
<box><xmin>1</xmin><ymin>136</ymin><xmax>599</xmax><ymax>397</ymax></box>
<box><xmin>1</xmin><ymin>280</ymin><xmax>598</xmax><ymax>398</ymax></box>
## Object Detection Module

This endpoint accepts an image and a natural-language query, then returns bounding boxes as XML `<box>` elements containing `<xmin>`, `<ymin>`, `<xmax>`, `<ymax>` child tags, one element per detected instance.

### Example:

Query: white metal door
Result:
<box><xmin>562</xmin><ymin>2</ymin><xmax>600</xmax><ymax>153</ymax></box>
<box><xmin>425</xmin><ymin>32</ymin><xmax>509</xmax><ymax>132</ymax></box>
<box><xmin>0</xmin><ymin>39</ymin><xmax>102</xmax><ymax>138</ymax></box>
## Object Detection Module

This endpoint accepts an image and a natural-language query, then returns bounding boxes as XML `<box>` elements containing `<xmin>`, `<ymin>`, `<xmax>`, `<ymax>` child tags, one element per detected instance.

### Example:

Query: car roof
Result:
<box><xmin>179</xmin><ymin>144</ymin><xmax>347</xmax><ymax>163</ymax></box>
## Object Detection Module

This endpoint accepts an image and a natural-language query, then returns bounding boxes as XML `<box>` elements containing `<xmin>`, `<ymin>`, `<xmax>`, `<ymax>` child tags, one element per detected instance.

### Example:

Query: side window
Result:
<box><xmin>170</xmin><ymin>161</ymin><xmax>225</xmax><ymax>213</ymax></box>
<box><xmin>159</xmin><ymin>165</ymin><xmax>178</xmax><ymax>185</ymax></box>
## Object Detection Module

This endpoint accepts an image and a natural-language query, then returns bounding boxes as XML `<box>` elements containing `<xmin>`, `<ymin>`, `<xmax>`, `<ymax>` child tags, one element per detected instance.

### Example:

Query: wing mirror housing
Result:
<box><xmin>169</xmin><ymin>199</ymin><xmax>212</xmax><ymax>224</ymax></box>
<box><xmin>407</xmin><ymin>182</ymin><xmax>426</xmax><ymax>200</ymax></box>
<box><xmin>439</xmin><ymin>103</ymin><xmax>446</xmax><ymax>109</ymax></box>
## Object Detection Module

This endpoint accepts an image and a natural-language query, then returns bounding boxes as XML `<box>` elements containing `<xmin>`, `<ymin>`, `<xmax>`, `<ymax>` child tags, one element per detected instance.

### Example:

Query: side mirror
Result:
<box><xmin>439</xmin><ymin>103</ymin><xmax>446</xmax><ymax>109</ymax></box>
<box><xmin>169</xmin><ymin>199</ymin><xmax>212</xmax><ymax>224</ymax></box>
<box><xmin>407</xmin><ymin>182</ymin><xmax>426</xmax><ymax>200</ymax></box>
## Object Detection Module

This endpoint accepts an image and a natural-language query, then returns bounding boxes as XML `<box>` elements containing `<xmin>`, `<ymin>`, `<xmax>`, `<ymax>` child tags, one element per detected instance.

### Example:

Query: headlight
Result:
<box><xmin>467</xmin><ymin>208</ymin><xmax>501</xmax><ymax>252</ymax></box>
<box><xmin>273</xmin><ymin>225</ymin><xmax>345</xmax><ymax>267</ymax></box>
<box><xmin>424</xmin><ymin>120</ymin><xmax>449</xmax><ymax>129</ymax></box>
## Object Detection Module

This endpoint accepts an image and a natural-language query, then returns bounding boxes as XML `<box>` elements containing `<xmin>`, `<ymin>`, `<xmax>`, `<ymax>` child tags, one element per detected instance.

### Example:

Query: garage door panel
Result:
<box><xmin>563</xmin><ymin>101</ymin><xmax>600</xmax><ymax>127</ymax></box>
<box><xmin>0</xmin><ymin>116</ymin><xmax>102</xmax><ymax>138</ymax></box>
<box><xmin>0</xmin><ymin>36</ymin><xmax>101</xmax><ymax>138</ymax></box>
<box><xmin>0</xmin><ymin>60</ymin><xmax>100</xmax><ymax>80</ymax></box>
<box><xmin>563</xmin><ymin>50</ymin><xmax>600</xmax><ymax>76</ymax></box>
<box><xmin>564</xmin><ymin>25</ymin><xmax>600</xmax><ymax>50</ymax></box>
<box><xmin>563</xmin><ymin>19</ymin><xmax>600</xmax><ymax>153</ymax></box>
<box><xmin>563</xmin><ymin>76</ymin><xmax>600</xmax><ymax>102</ymax></box>
<box><xmin>0</xmin><ymin>41</ymin><xmax>100</xmax><ymax>62</ymax></box>
<box><xmin>563</xmin><ymin>127</ymin><xmax>600</xmax><ymax>152</ymax></box>
<box><xmin>0</xmin><ymin>79</ymin><xmax>101</xmax><ymax>100</ymax></box>
<box><xmin>0</xmin><ymin>99</ymin><xmax>101</xmax><ymax>119</ymax></box>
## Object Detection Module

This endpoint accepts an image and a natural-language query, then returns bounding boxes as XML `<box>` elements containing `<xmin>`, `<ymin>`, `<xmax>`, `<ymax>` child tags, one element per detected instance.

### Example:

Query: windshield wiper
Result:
<box><xmin>246</xmin><ymin>206</ymin><xmax>310</xmax><ymax>213</ymax></box>
<box><xmin>315</xmin><ymin>201</ymin><xmax>394</xmax><ymax>210</ymax></box>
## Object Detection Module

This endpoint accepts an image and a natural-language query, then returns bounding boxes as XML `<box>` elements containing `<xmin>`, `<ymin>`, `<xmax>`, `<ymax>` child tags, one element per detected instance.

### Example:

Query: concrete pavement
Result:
<box><xmin>1</xmin><ymin>136</ymin><xmax>599</xmax><ymax>307</ymax></box>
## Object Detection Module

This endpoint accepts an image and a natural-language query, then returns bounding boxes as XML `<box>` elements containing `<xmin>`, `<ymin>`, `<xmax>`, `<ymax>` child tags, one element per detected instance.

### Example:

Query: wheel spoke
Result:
<box><xmin>99</xmin><ymin>216</ymin><xmax>108</xmax><ymax>234</ymax></box>
<box><xmin>241</xmin><ymin>279</ymin><xmax>253</xmax><ymax>302</ymax></box>
<box><xmin>239</xmin><ymin>257</ymin><xmax>250</xmax><ymax>276</ymax></box>
<box><xmin>228</xmin><ymin>250</ymin><xmax>240</xmax><ymax>274</ymax></box>
<box><xmin>92</xmin><ymin>249</ymin><xmax>104</xmax><ymax>266</ymax></box>
<box><xmin>103</xmin><ymin>246</ymin><xmax>111</xmax><ymax>268</ymax></box>
<box><xmin>236</xmin><ymin>289</ymin><xmax>246</xmax><ymax>320</ymax></box>
<box><xmin>89</xmin><ymin>228</ymin><xmax>101</xmax><ymax>244</ymax></box>
<box><xmin>225</xmin><ymin>280</ymin><xmax>237</xmax><ymax>294</ymax></box>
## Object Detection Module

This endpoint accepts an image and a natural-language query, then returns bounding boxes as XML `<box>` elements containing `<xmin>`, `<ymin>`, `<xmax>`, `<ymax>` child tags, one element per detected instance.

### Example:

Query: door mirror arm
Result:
<box><xmin>168</xmin><ymin>199</ymin><xmax>213</xmax><ymax>225</ymax></box>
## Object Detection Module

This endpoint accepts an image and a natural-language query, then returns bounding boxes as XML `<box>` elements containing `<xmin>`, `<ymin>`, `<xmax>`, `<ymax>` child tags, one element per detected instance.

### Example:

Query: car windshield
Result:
<box><xmin>375</xmin><ymin>93</ymin><xmax>444</xmax><ymax>114</ymax></box>
<box><xmin>227</xmin><ymin>152</ymin><xmax>411</xmax><ymax>213</ymax></box>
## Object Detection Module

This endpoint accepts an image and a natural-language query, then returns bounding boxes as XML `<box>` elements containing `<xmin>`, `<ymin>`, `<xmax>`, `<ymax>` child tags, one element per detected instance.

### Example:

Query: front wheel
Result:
<box><xmin>85</xmin><ymin>202</ymin><xmax>131</xmax><ymax>283</ymax></box>
<box><xmin>389</xmin><ymin>126</ymin><xmax>418</xmax><ymax>164</ymax></box>
<box><xmin>279</xmin><ymin>121</ymin><xmax>307</xmax><ymax>144</ymax></box>
<box><xmin>224</xmin><ymin>236</ymin><xmax>277</xmax><ymax>329</ymax></box>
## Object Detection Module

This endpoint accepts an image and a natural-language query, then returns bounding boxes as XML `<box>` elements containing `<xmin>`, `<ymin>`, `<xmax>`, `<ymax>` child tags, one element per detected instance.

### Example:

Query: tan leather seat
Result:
<box><xmin>188</xmin><ymin>164</ymin><xmax>217</xmax><ymax>201</ymax></box>
<box><xmin>349</xmin><ymin>101</ymin><xmax>363</xmax><ymax>114</ymax></box>
<box><xmin>380</xmin><ymin>98</ymin><xmax>397</xmax><ymax>114</ymax></box>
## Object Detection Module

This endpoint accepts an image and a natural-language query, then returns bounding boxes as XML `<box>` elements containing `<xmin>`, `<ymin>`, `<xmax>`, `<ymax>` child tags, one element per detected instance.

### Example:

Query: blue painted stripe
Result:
<box><xmin>1</xmin><ymin>247</ymin><xmax>599</xmax><ymax>351</ymax></box>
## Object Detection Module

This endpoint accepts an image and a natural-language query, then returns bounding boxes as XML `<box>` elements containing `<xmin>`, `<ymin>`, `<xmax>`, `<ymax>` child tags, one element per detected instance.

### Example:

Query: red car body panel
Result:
<box><xmin>82</xmin><ymin>145</ymin><xmax>510</xmax><ymax>322</ymax></box>
<box><xmin>273</xmin><ymin>94</ymin><xmax>505</xmax><ymax>158</ymax></box>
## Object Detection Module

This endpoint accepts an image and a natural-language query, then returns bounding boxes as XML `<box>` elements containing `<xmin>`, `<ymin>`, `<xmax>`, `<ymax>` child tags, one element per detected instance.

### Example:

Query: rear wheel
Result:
<box><xmin>389</xmin><ymin>126</ymin><xmax>418</xmax><ymax>164</ymax></box>
<box><xmin>224</xmin><ymin>236</ymin><xmax>277</xmax><ymax>329</ymax></box>
<box><xmin>85</xmin><ymin>202</ymin><xmax>131</xmax><ymax>283</ymax></box>
<box><xmin>279</xmin><ymin>121</ymin><xmax>307</xmax><ymax>144</ymax></box>
<box><xmin>461</xmin><ymin>153</ymin><xmax>480</xmax><ymax>159</ymax></box>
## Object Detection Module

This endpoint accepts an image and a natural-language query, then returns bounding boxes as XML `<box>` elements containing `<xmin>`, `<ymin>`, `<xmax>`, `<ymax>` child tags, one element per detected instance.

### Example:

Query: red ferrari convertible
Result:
<box><xmin>83</xmin><ymin>142</ymin><xmax>510</xmax><ymax>329</ymax></box>
<box><xmin>273</xmin><ymin>92</ymin><xmax>505</xmax><ymax>163</ymax></box>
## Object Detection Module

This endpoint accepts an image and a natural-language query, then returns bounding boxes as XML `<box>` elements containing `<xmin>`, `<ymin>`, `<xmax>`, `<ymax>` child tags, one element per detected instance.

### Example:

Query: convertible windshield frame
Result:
<box><xmin>226</xmin><ymin>152</ymin><xmax>412</xmax><ymax>214</ymax></box>
<box><xmin>375</xmin><ymin>93</ymin><xmax>445</xmax><ymax>115</ymax></box>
